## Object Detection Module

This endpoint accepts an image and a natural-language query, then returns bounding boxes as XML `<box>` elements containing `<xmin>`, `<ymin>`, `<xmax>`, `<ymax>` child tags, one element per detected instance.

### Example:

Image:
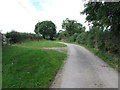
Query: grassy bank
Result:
<box><xmin>65</xmin><ymin>41</ymin><xmax>119</xmax><ymax>72</ymax></box>
<box><xmin>2</xmin><ymin>41</ymin><xmax>67</xmax><ymax>88</ymax></box>
<box><xmin>78</xmin><ymin>43</ymin><xmax>119</xmax><ymax>72</ymax></box>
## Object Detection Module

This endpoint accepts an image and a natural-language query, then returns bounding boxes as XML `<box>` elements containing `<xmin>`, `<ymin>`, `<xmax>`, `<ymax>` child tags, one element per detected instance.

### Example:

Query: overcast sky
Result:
<box><xmin>0</xmin><ymin>0</ymin><xmax>88</xmax><ymax>33</ymax></box>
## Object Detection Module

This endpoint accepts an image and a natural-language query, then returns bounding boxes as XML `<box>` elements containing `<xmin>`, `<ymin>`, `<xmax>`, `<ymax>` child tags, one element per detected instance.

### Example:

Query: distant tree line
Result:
<box><xmin>2</xmin><ymin>20</ymin><xmax>57</xmax><ymax>45</ymax></box>
<box><xmin>5</xmin><ymin>30</ymin><xmax>42</xmax><ymax>44</ymax></box>
<box><xmin>57</xmin><ymin>18</ymin><xmax>85</xmax><ymax>42</ymax></box>
<box><xmin>57</xmin><ymin>2</ymin><xmax>120</xmax><ymax>57</ymax></box>
<box><xmin>57</xmin><ymin>18</ymin><xmax>86</xmax><ymax>42</ymax></box>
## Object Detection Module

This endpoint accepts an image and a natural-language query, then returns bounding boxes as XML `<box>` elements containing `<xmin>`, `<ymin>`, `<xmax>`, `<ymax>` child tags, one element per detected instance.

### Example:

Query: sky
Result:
<box><xmin>0</xmin><ymin>0</ymin><xmax>89</xmax><ymax>34</ymax></box>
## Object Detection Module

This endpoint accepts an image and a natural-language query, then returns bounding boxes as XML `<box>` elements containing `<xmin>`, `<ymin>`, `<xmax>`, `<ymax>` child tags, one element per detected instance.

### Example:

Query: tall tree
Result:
<box><xmin>81</xmin><ymin>2</ymin><xmax>120</xmax><ymax>36</ymax></box>
<box><xmin>81</xmin><ymin>2</ymin><xmax>120</xmax><ymax>54</ymax></box>
<box><xmin>34</xmin><ymin>21</ymin><xmax>56</xmax><ymax>40</ymax></box>
<box><xmin>62</xmin><ymin>18</ymin><xmax>85</xmax><ymax>35</ymax></box>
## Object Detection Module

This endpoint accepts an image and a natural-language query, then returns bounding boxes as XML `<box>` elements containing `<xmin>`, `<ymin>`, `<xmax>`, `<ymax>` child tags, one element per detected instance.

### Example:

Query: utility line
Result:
<box><xmin>16</xmin><ymin>0</ymin><xmax>39</xmax><ymax>22</ymax></box>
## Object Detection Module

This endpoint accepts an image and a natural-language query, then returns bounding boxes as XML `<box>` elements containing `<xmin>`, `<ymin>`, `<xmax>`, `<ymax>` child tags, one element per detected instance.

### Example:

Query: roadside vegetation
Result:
<box><xmin>2</xmin><ymin>41</ymin><xmax>67</xmax><ymax>88</ymax></box>
<box><xmin>69</xmin><ymin>42</ymin><xmax>119</xmax><ymax>72</ymax></box>
<box><xmin>81</xmin><ymin>44</ymin><xmax>119</xmax><ymax>72</ymax></box>
<box><xmin>57</xmin><ymin>2</ymin><xmax>120</xmax><ymax>71</ymax></box>
<box><xmin>2</xmin><ymin>1</ymin><xmax>120</xmax><ymax>88</ymax></box>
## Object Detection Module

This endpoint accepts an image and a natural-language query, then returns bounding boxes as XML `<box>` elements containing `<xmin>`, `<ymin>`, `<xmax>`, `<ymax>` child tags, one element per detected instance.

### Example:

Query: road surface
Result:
<box><xmin>51</xmin><ymin>43</ymin><xmax>118</xmax><ymax>88</ymax></box>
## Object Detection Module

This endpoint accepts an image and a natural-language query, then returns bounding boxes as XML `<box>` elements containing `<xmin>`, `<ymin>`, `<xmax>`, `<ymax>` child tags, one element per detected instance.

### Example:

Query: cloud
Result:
<box><xmin>0</xmin><ymin>0</ymin><xmax>88</xmax><ymax>33</ymax></box>
<box><xmin>30</xmin><ymin>0</ymin><xmax>45</xmax><ymax>11</ymax></box>
<box><xmin>0</xmin><ymin>0</ymin><xmax>37</xmax><ymax>33</ymax></box>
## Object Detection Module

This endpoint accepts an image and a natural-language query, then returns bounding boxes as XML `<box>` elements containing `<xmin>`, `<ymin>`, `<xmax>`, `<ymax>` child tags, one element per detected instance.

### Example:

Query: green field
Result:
<box><xmin>15</xmin><ymin>40</ymin><xmax>66</xmax><ymax>49</ymax></box>
<box><xmin>2</xmin><ymin>41</ymin><xmax>67</xmax><ymax>88</ymax></box>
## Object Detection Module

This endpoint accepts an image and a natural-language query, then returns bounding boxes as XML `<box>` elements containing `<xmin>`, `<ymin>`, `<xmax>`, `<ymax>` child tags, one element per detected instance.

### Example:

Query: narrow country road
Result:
<box><xmin>51</xmin><ymin>42</ymin><xmax>118</xmax><ymax>88</ymax></box>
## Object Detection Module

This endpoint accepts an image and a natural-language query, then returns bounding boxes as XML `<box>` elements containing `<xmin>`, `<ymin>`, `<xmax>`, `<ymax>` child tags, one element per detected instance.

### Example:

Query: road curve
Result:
<box><xmin>51</xmin><ymin>42</ymin><xmax>118</xmax><ymax>88</ymax></box>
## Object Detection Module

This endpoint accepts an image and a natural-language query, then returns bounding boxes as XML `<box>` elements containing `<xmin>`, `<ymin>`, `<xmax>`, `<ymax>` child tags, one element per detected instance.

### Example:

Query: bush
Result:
<box><xmin>5</xmin><ymin>31</ymin><xmax>42</xmax><ymax>44</ymax></box>
<box><xmin>57</xmin><ymin>31</ymin><xmax>69</xmax><ymax>41</ymax></box>
<box><xmin>76</xmin><ymin>32</ymin><xmax>87</xmax><ymax>44</ymax></box>
<box><xmin>67</xmin><ymin>33</ymin><xmax>79</xmax><ymax>42</ymax></box>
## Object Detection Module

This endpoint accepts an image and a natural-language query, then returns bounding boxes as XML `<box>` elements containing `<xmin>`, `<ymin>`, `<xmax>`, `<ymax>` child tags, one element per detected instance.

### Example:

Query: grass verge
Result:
<box><xmin>79</xmin><ymin>44</ymin><xmax>119</xmax><ymax>72</ymax></box>
<box><xmin>2</xmin><ymin>40</ymin><xmax>67</xmax><ymax>88</ymax></box>
<box><xmin>64</xmin><ymin>41</ymin><xmax>119</xmax><ymax>72</ymax></box>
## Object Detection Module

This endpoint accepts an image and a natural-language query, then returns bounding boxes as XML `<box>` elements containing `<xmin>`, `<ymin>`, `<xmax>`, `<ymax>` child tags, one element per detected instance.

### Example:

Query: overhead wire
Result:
<box><xmin>16</xmin><ymin>0</ymin><xmax>39</xmax><ymax>22</ymax></box>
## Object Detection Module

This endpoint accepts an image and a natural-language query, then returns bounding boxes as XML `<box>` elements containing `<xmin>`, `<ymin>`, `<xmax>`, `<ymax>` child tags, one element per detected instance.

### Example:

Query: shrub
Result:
<box><xmin>76</xmin><ymin>32</ymin><xmax>87</xmax><ymax>44</ymax></box>
<box><xmin>5</xmin><ymin>31</ymin><xmax>42</xmax><ymax>44</ymax></box>
<box><xmin>67</xmin><ymin>33</ymin><xmax>79</xmax><ymax>42</ymax></box>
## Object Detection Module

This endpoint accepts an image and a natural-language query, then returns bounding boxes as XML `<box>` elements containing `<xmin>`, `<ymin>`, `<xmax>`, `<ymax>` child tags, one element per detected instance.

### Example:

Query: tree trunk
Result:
<box><xmin>43</xmin><ymin>35</ymin><xmax>45</xmax><ymax>39</ymax></box>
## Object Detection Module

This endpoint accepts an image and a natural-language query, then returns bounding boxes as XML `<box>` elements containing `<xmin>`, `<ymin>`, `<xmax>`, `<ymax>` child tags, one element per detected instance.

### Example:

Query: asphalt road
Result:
<box><xmin>51</xmin><ymin>43</ymin><xmax>118</xmax><ymax>88</ymax></box>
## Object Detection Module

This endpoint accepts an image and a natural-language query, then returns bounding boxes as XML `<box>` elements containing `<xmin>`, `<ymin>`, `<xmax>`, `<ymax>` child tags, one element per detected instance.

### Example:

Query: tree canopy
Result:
<box><xmin>81</xmin><ymin>2</ymin><xmax>120</xmax><ymax>53</ymax></box>
<box><xmin>34</xmin><ymin>21</ymin><xmax>56</xmax><ymax>40</ymax></box>
<box><xmin>62</xmin><ymin>18</ymin><xmax>85</xmax><ymax>35</ymax></box>
<box><xmin>81</xmin><ymin>2</ymin><xmax>120</xmax><ymax>36</ymax></box>
<box><xmin>58</xmin><ymin>2</ymin><xmax>120</xmax><ymax>56</ymax></box>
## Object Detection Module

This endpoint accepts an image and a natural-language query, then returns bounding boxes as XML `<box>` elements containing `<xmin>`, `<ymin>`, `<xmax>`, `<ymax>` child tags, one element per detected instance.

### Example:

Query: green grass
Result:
<box><xmin>15</xmin><ymin>40</ymin><xmax>66</xmax><ymax>49</ymax></box>
<box><xmin>2</xmin><ymin>40</ymin><xmax>67</xmax><ymax>88</ymax></box>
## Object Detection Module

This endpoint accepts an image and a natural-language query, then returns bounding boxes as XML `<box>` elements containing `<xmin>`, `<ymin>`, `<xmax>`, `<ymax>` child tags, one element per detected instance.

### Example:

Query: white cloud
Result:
<box><xmin>0</xmin><ymin>0</ymin><xmax>88</xmax><ymax>33</ymax></box>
